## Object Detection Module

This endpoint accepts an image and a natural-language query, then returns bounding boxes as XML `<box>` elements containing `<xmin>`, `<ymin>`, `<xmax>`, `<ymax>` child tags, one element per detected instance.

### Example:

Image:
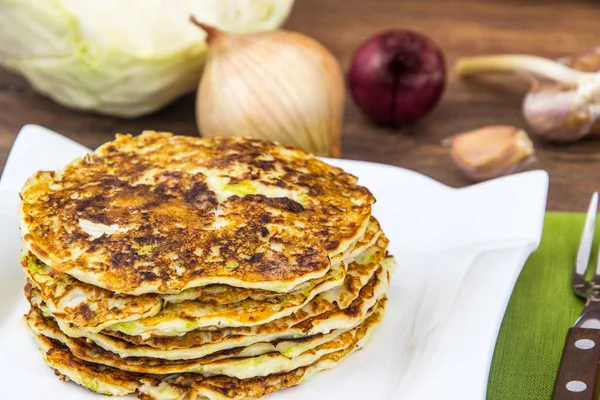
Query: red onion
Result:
<box><xmin>348</xmin><ymin>30</ymin><xmax>446</xmax><ymax>125</ymax></box>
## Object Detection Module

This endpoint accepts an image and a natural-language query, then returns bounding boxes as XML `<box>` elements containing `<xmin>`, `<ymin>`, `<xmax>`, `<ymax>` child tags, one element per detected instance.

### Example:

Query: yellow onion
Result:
<box><xmin>191</xmin><ymin>16</ymin><xmax>344</xmax><ymax>157</ymax></box>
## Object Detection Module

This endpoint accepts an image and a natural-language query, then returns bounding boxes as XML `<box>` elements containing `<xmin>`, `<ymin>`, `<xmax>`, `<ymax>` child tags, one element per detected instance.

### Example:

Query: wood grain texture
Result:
<box><xmin>551</xmin><ymin>327</ymin><xmax>600</xmax><ymax>400</ymax></box>
<box><xmin>1</xmin><ymin>0</ymin><xmax>600</xmax><ymax>210</ymax></box>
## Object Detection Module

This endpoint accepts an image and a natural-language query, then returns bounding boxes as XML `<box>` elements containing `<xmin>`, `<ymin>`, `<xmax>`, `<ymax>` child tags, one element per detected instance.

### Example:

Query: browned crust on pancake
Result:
<box><xmin>21</xmin><ymin>133</ymin><xmax>374</xmax><ymax>294</ymax></box>
<box><xmin>27</xmin><ymin>299</ymin><xmax>386</xmax><ymax>399</ymax></box>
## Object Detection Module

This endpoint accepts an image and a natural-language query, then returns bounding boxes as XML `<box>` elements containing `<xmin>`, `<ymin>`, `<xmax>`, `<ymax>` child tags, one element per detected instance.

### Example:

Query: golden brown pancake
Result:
<box><xmin>20</xmin><ymin>132</ymin><xmax>374</xmax><ymax>295</ymax></box>
<box><xmin>26</xmin><ymin>254</ymin><xmax>393</xmax><ymax>360</ymax></box>
<box><xmin>163</xmin><ymin>217</ymin><xmax>382</xmax><ymax>305</ymax></box>
<box><xmin>19</xmin><ymin>132</ymin><xmax>393</xmax><ymax>399</ymax></box>
<box><xmin>22</xmin><ymin>251</ymin><xmax>162</xmax><ymax>331</ymax></box>
<box><xmin>22</xmin><ymin>218</ymin><xmax>382</xmax><ymax>332</ymax></box>
<box><xmin>26</xmin><ymin>305</ymin><xmax>362</xmax><ymax>378</ymax></box>
<box><xmin>105</xmin><ymin>234</ymin><xmax>388</xmax><ymax>337</ymax></box>
<box><xmin>25</xmin><ymin>299</ymin><xmax>386</xmax><ymax>399</ymax></box>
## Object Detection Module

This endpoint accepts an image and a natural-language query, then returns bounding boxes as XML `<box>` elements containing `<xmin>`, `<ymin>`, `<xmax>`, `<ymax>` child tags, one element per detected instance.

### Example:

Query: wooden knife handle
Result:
<box><xmin>552</xmin><ymin>327</ymin><xmax>600</xmax><ymax>400</ymax></box>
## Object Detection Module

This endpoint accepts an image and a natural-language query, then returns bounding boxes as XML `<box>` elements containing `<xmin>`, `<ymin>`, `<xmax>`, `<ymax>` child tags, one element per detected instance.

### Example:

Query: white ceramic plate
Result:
<box><xmin>0</xmin><ymin>125</ymin><xmax>549</xmax><ymax>400</ymax></box>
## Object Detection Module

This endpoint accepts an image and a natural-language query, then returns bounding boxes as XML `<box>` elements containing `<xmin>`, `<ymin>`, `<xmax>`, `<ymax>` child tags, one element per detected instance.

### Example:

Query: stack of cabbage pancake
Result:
<box><xmin>19</xmin><ymin>132</ymin><xmax>395</xmax><ymax>399</ymax></box>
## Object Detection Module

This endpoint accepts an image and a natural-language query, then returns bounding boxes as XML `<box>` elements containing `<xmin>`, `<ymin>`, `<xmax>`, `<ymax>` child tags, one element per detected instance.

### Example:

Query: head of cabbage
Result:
<box><xmin>0</xmin><ymin>0</ymin><xmax>294</xmax><ymax>118</ymax></box>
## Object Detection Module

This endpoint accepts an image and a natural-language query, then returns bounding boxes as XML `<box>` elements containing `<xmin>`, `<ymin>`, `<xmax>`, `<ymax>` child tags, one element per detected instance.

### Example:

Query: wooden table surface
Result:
<box><xmin>1</xmin><ymin>0</ymin><xmax>599</xmax><ymax>211</ymax></box>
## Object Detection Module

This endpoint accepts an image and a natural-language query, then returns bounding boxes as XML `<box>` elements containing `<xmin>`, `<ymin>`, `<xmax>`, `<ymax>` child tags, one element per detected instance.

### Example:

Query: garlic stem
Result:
<box><xmin>456</xmin><ymin>55</ymin><xmax>594</xmax><ymax>84</ymax></box>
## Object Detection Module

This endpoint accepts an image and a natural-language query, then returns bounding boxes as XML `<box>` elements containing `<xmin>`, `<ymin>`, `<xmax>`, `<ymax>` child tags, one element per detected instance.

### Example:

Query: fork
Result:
<box><xmin>552</xmin><ymin>192</ymin><xmax>600</xmax><ymax>400</ymax></box>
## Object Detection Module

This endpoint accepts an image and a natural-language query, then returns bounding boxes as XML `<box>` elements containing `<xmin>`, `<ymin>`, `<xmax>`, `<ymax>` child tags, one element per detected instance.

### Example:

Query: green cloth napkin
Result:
<box><xmin>487</xmin><ymin>212</ymin><xmax>591</xmax><ymax>399</ymax></box>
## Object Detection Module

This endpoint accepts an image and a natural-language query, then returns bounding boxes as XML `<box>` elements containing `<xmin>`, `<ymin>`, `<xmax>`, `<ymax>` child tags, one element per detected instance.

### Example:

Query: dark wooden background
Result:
<box><xmin>1</xmin><ymin>0</ymin><xmax>599</xmax><ymax>211</ymax></box>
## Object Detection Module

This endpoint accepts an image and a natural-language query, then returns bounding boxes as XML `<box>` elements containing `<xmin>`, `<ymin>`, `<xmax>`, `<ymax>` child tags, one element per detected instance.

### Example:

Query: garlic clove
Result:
<box><xmin>448</xmin><ymin>125</ymin><xmax>535</xmax><ymax>182</ymax></box>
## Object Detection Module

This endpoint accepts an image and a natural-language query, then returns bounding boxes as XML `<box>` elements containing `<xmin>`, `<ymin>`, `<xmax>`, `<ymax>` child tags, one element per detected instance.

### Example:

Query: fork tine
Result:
<box><xmin>574</xmin><ymin>192</ymin><xmax>598</xmax><ymax>291</ymax></box>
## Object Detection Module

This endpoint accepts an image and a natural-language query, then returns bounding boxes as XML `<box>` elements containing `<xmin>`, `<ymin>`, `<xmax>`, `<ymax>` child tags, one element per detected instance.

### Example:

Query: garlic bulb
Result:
<box><xmin>523</xmin><ymin>79</ymin><xmax>600</xmax><ymax>142</ymax></box>
<box><xmin>455</xmin><ymin>54</ymin><xmax>600</xmax><ymax>142</ymax></box>
<box><xmin>447</xmin><ymin>125</ymin><xmax>535</xmax><ymax>182</ymax></box>
<box><xmin>559</xmin><ymin>47</ymin><xmax>600</xmax><ymax>136</ymax></box>
<box><xmin>191</xmin><ymin>17</ymin><xmax>345</xmax><ymax>157</ymax></box>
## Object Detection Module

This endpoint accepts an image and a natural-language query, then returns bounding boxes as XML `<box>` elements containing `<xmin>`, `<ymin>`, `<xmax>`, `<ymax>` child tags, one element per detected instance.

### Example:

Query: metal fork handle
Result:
<box><xmin>552</xmin><ymin>327</ymin><xmax>600</xmax><ymax>400</ymax></box>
